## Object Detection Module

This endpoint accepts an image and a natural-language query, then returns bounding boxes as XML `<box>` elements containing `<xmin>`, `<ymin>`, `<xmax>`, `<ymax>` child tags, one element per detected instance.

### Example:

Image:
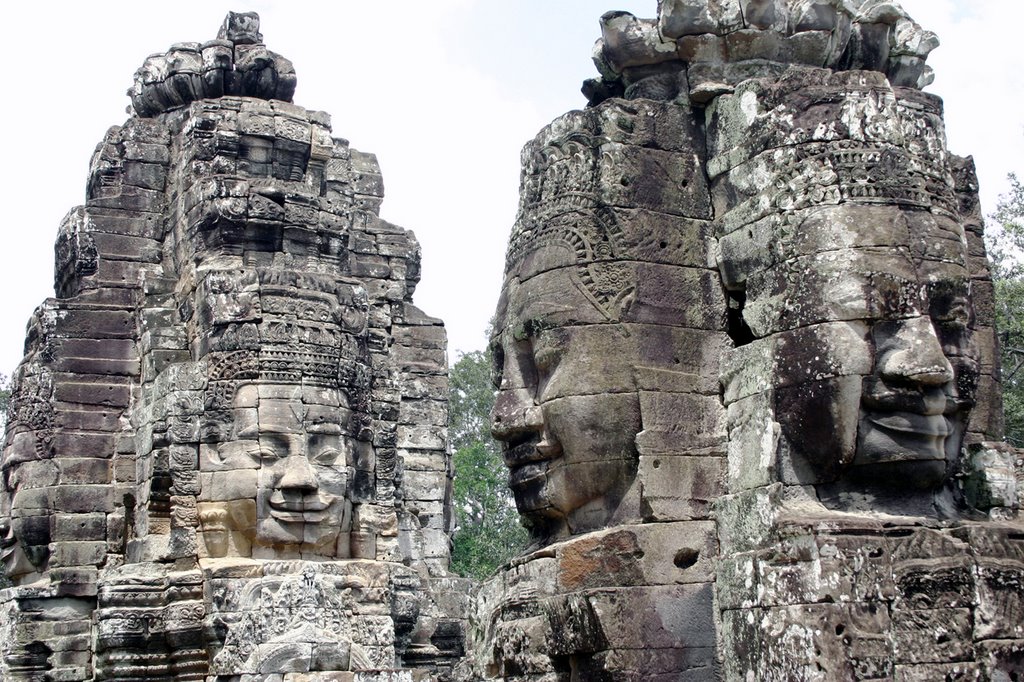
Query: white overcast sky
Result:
<box><xmin>0</xmin><ymin>0</ymin><xmax>1021</xmax><ymax>375</ymax></box>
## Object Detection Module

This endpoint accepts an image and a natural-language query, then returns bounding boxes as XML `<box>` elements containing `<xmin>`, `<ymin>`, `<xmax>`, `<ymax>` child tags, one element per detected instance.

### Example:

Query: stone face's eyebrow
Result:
<box><xmin>513</xmin><ymin>317</ymin><xmax>555</xmax><ymax>342</ymax></box>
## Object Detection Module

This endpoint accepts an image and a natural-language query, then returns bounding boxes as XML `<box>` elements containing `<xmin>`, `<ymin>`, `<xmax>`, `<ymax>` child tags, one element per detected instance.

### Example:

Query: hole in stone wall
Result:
<box><xmin>726</xmin><ymin>290</ymin><xmax>754</xmax><ymax>347</ymax></box>
<box><xmin>674</xmin><ymin>548</ymin><xmax>700</xmax><ymax>569</ymax></box>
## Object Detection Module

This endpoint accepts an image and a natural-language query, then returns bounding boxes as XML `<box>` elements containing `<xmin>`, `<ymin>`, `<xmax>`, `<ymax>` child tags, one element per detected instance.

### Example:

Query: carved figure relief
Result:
<box><xmin>210</xmin><ymin>565</ymin><xmax>378</xmax><ymax>675</ymax></box>
<box><xmin>469</xmin><ymin>2</ymin><xmax>1023</xmax><ymax>681</ymax></box>
<box><xmin>0</xmin><ymin>11</ymin><xmax>466</xmax><ymax>682</ymax></box>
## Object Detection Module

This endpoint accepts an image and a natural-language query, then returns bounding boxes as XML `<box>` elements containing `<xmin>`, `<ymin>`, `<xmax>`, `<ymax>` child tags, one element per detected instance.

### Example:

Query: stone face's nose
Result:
<box><xmin>279</xmin><ymin>455</ymin><xmax>318</xmax><ymax>492</ymax></box>
<box><xmin>491</xmin><ymin>388</ymin><xmax>543</xmax><ymax>443</ymax></box>
<box><xmin>877</xmin><ymin>316</ymin><xmax>955</xmax><ymax>388</ymax></box>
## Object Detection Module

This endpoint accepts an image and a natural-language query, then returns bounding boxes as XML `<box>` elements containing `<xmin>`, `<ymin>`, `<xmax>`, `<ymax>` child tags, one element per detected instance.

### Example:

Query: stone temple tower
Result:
<box><xmin>465</xmin><ymin>1</ymin><xmax>1024</xmax><ymax>680</ymax></box>
<box><xmin>0</xmin><ymin>12</ymin><xmax>470</xmax><ymax>681</ymax></box>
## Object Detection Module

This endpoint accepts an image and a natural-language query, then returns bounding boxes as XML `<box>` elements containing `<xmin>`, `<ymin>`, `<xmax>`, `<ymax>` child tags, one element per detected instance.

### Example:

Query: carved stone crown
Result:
<box><xmin>129</xmin><ymin>12</ymin><xmax>297</xmax><ymax>118</ymax></box>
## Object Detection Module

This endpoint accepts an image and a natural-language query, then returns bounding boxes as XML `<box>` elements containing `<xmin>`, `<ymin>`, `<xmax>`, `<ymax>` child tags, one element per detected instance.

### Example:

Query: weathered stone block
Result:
<box><xmin>892</xmin><ymin>608</ymin><xmax>974</xmax><ymax>665</ymax></box>
<box><xmin>50</xmin><ymin>541</ymin><xmax>109</xmax><ymax>568</ymax></box>
<box><xmin>598</xmin><ymin>144</ymin><xmax>711</xmax><ymax>219</ymax></box>
<box><xmin>52</xmin><ymin>485</ymin><xmax>116</xmax><ymax>513</ymax></box>
<box><xmin>659</xmin><ymin>0</ymin><xmax>743</xmax><ymax>38</ymax></box>
<box><xmin>636</xmin><ymin>392</ymin><xmax>727</xmax><ymax>453</ymax></box>
<box><xmin>637</xmin><ymin>455</ymin><xmax>726</xmax><ymax>521</ymax></box>
<box><xmin>56</xmin><ymin>309</ymin><xmax>136</xmax><ymax>339</ymax></box>
<box><xmin>402</xmin><ymin>470</ymin><xmax>447</xmax><ymax>502</ymax></box>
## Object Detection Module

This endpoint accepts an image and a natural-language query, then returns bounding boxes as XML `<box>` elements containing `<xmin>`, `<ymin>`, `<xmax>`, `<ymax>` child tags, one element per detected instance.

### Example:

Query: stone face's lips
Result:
<box><xmin>865</xmin><ymin>411</ymin><xmax>951</xmax><ymax>438</ymax></box>
<box><xmin>508</xmin><ymin>462</ymin><xmax>548</xmax><ymax>493</ymax></box>
<box><xmin>502</xmin><ymin>436</ymin><xmax>549</xmax><ymax>469</ymax></box>
<box><xmin>857</xmin><ymin>410</ymin><xmax>951</xmax><ymax>467</ymax></box>
<box><xmin>268</xmin><ymin>509</ymin><xmax>330</xmax><ymax>524</ymax></box>
<box><xmin>268</xmin><ymin>495</ymin><xmax>333</xmax><ymax>524</ymax></box>
<box><xmin>0</xmin><ymin>523</ymin><xmax>20</xmax><ymax>571</ymax></box>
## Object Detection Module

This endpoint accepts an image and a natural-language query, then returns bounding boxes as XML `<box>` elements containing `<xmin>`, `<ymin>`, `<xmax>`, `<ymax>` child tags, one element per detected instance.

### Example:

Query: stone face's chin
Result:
<box><xmin>506</xmin><ymin>450</ymin><xmax>638</xmax><ymax>538</ymax></box>
<box><xmin>256</xmin><ymin>518</ymin><xmax>340</xmax><ymax>551</ymax></box>
<box><xmin>0</xmin><ymin>525</ymin><xmax>39</xmax><ymax>579</ymax></box>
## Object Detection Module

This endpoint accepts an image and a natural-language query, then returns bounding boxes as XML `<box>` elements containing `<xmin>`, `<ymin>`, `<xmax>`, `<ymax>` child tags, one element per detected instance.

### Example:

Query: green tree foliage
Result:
<box><xmin>448</xmin><ymin>349</ymin><xmax>528</xmax><ymax>579</ymax></box>
<box><xmin>989</xmin><ymin>173</ymin><xmax>1024</xmax><ymax>446</ymax></box>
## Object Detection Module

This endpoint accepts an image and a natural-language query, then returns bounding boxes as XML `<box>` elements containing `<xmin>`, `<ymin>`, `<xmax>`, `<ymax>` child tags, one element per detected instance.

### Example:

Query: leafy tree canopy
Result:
<box><xmin>448</xmin><ymin>348</ymin><xmax>527</xmax><ymax>579</ymax></box>
<box><xmin>989</xmin><ymin>173</ymin><xmax>1024</xmax><ymax>446</ymax></box>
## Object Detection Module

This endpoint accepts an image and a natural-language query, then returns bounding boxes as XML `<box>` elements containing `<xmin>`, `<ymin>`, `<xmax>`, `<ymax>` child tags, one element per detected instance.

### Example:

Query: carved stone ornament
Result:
<box><xmin>0</xmin><ymin>12</ymin><xmax>470</xmax><ymax>681</ymax></box>
<box><xmin>1</xmin><ymin>3</ymin><xmax>1022</xmax><ymax>682</ymax></box>
<box><xmin>466</xmin><ymin>1</ymin><xmax>1024</xmax><ymax>681</ymax></box>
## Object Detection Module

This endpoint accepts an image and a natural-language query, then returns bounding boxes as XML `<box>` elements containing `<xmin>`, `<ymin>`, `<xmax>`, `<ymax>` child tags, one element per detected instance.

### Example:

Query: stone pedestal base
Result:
<box><xmin>460</xmin><ymin>522</ymin><xmax>721</xmax><ymax>681</ymax></box>
<box><xmin>717</xmin><ymin>501</ymin><xmax>1024</xmax><ymax>681</ymax></box>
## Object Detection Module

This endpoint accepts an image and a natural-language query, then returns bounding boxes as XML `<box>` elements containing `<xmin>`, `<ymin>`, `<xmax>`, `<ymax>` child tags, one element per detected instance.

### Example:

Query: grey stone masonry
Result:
<box><xmin>0</xmin><ymin>12</ymin><xmax>470</xmax><ymax>682</ymax></box>
<box><xmin>460</xmin><ymin>1</ymin><xmax>1024</xmax><ymax>680</ymax></box>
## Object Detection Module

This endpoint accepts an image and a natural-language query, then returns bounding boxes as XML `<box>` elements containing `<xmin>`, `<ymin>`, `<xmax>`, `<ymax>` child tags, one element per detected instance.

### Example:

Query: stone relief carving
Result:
<box><xmin>463</xmin><ymin>2</ymin><xmax>1024</xmax><ymax>681</ymax></box>
<box><xmin>209</xmin><ymin>564</ymin><xmax>385</xmax><ymax>675</ymax></box>
<box><xmin>0</xmin><ymin>12</ymin><xmax>468</xmax><ymax>681</ymax></box>
<box><xmin>0</xmin><ymin>3</ymin><xmax>1021</xmax><ymax>682</ymax></box>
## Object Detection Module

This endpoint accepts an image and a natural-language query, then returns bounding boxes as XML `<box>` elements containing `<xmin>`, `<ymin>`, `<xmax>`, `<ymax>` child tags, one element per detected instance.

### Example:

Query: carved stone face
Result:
<box><xmin>0</xmin><ymin>430</ymin><xmax>52</xmax><ymax>581</ymax></box>
<box><xmin>764</xmin><ymin>207</ymin><xmax>979</xmax><ymax>492</ymax></box>
<box><xmin>201</xmin><ymin>383</ymin><xmax>354</xmax><ymax>558</ymax></box>
<box><xmin>491</xmin><ymin>260</ymin><xmax>642</xmax><ymax>541</ymax></box>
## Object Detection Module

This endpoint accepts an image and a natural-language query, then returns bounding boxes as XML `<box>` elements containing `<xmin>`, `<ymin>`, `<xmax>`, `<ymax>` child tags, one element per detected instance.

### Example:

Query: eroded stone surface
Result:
<box><xmin>465</xmin><ymin>1</ymin><xmax>1024</xmax><ymax>681</ymax></box>
<box><xmin>585</xmin><ymin>0</ymin><xmax>940</xmax><ymax>106</ymax></box>
<box><xmin>3</xmin><ymin>3</ymin><xmax>1023</xmax><ymax>681</ymax></box>
<box><xmin>0</xmin><ymin>13</ymin><xmax>468</xmax><ymax>681</ymax></box>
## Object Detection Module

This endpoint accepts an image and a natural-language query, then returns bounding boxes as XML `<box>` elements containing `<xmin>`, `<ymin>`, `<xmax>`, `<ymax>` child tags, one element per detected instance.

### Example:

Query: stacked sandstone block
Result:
<box><xmin>0</xmin><ymin>13</ymin><xmax>467</xmax><ymax>681</ymax></box>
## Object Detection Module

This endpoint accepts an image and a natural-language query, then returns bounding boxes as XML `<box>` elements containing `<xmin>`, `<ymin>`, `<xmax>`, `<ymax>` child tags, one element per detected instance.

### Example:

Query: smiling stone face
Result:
<box><xmin>247</xmin><ymin>385</ymin><xmax>354</xmax><ymax>556</ymax></box>
<box><xmin>489</xmin><ymin>104</ymin><xmax>728</xmax><ymax>543</ymax></box>
<box><xmin>197</xmin><ymin>383</ymin><xmax>359</xmax><ymax>559</ymax></box>
<box><xmin>490</xmin><ymin>261</ymin><xmax>643</xmax><ymax>540</ymax></box>
<box><xmin>710</xmin><ymin>72</ymin><xmax>995</xmax><ymax>510</ymax></box>
<box><xmin>763</xmin><ymin>207</ymin><xmax>979</xmax><ymax>492</ymax></box>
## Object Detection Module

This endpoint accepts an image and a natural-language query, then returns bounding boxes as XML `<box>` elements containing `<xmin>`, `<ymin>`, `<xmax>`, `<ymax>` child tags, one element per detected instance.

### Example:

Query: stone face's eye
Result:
<box><xmin>312</xmin><ymin>448</ymin><xmax>341</xmax><ymax>466</ymax></box>
<box><xmin>258</xmin><ymin>446</ymin><xmax>283</xmax><ymax>461</ymax></box>
<box><xmin>532</xmin><ymin>336</ymin><xmax>563</xmax><ymax>376</ymax></box>
<box><xmin>867</xmin><ymin>272</ymin><xmax>923</xmax><ymax>320</ymax></box>
<box><xmin>258</xmin><ymin>435</ymin><xmax>290</xmax><ymax>461</ymax></box>
<box><xmin>928</xmin><ymin>279</ymin><xmax>972</xmax><ymax>330</ymax></box>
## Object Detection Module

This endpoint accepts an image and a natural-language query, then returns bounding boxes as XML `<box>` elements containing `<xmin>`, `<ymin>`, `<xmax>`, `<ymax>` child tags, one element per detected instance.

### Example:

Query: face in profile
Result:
<box><xmin>0</xmin><ymin>430</ymin><xmax>52</xmax><ymax>582</ymax></box>
<box><xmin>764</xmin><ymin>208</ymin><xmax>978</xmax><ymax>495</ymax></box>
<box><xmin>203</xmin><ymin>384</ymin><xmax>354</xmax><ymax>558</ymax></box>
<box><xmin>490</xmin><ymin>252</ymin><xmax>642</xmax><ymax>542</ymax></box>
